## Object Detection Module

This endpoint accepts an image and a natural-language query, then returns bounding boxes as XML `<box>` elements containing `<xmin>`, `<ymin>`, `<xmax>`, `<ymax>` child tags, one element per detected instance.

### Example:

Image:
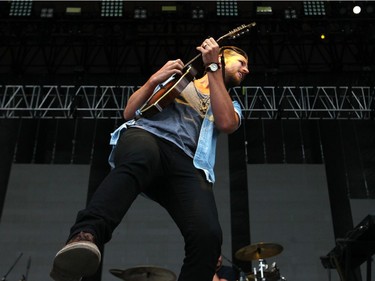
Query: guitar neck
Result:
<box><xmin>185</xmin><ymin>53</ymin><xmax>202</xmax><ymax>69</ymax></box>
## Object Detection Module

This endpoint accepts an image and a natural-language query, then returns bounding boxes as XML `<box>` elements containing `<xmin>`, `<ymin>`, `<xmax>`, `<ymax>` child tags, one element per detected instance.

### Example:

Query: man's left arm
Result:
<box><xmin>197</xmin><ymin>38</ymin><xmax>239</xmax><ymax>133</ymax></box>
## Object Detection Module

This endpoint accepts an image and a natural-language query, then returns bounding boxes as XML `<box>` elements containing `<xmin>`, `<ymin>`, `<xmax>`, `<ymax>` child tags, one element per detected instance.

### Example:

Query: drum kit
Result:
<box><xmin>109</xmin><ymin>242</ymin><xmax>286</xmax><ymax>281</ymax></box>
<box><xmin>235</xmin><ymin>242</ymin><xmax>287</xmax><ymax>281</ymax></box>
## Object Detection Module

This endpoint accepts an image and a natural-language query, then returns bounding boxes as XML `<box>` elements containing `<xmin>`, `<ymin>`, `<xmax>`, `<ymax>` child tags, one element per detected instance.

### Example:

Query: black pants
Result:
<box><xmin>70</xmin><ymin>127</ymin><xmax>223</xmax><ymax>281</ymax></box>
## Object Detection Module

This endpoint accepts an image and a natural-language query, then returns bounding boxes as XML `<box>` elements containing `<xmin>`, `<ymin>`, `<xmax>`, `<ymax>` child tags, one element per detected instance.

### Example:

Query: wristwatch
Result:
<box><xmin>205</xmin><ymin>62</ymin><xmax>220</xmax><ymax>72</ymax></box>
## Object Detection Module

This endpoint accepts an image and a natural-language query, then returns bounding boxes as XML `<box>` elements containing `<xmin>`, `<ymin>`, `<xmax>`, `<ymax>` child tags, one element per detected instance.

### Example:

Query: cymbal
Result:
<box><xmin>109</xmin><ymin>266</ymin><xmax>177</xmax><ymax>281</ymax></box>
<box><xmin>235</xmin><ymin>242</ymin><xmax>283</xmax><ymax>261</ymax></box>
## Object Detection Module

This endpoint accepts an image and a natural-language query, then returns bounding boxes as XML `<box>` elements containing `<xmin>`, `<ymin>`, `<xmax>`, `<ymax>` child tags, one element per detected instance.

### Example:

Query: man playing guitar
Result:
<box><xmin>50</xmin><ymin>34</ymin><xmax>250</xmax><ymax>281</ymax></box>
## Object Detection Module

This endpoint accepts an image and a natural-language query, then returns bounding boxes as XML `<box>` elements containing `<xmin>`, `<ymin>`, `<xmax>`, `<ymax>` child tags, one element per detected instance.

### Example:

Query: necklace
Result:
<box><xmin>193</xmin><ymin>82</ymin><xmax>210</xmax><ymax>114</ymax></box>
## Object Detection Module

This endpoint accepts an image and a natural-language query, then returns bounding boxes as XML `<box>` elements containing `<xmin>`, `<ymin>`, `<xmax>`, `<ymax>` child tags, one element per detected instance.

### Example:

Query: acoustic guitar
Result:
<box><xmin>138</xmin><ymin>22</ymin><xmax>256</xmax><ymax>119</ymax></box>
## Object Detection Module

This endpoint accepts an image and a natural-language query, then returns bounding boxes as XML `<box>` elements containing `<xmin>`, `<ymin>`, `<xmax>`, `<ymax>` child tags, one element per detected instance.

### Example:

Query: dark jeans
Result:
<box><xmin>70</xmin><ymin>127</ymin><xmax>223</xmax><ymax>281</ymax></box>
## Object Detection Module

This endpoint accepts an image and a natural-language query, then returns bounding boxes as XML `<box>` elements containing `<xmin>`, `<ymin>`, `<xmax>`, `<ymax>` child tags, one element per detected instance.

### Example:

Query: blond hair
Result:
<box><xmin>219</xmin><ymin>46</ymin><xmax>248</xmax><ymax>61</ymax></box>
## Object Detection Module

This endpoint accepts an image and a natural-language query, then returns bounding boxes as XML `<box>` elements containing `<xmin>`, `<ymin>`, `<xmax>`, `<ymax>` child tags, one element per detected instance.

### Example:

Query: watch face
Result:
<box><xmin>209</xmin><ymin>63</ymin><xmax>219</xmax><ymax>72</ymax></box>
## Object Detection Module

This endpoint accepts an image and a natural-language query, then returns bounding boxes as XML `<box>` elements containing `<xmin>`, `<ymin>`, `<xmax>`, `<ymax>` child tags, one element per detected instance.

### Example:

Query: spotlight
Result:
<box><xmin>353</xmin><ymin>5</ymin><xmax>361</xmax><ymax>14</ymax></box>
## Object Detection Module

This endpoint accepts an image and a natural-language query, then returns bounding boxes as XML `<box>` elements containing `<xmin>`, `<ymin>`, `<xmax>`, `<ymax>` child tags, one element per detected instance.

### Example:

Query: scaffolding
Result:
<box><xmin>1</xmin><ymin>84</ymin><xmax>374</xmax><ymax>120</ymax></box>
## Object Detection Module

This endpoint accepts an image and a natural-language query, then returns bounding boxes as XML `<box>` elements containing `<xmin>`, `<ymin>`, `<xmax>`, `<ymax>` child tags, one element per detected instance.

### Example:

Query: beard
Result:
<box><xmin>225</xmin><ymin>74</ymin><xmax>241</xmax><ymax>88</ymax></box>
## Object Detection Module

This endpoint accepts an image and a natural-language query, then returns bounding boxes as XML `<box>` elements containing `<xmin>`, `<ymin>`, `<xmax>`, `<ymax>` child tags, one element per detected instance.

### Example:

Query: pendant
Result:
<box><xmin>200</xmin><ymin>99</ymin><xmax>208</xmax><ymax>114</ymax></box>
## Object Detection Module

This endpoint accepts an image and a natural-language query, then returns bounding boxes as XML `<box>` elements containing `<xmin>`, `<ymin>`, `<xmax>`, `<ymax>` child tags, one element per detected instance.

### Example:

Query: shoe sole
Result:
<box><xmin>50</xmin><ymin>241</ymin><xmax>101</xmax><ymax>281</ymax></box>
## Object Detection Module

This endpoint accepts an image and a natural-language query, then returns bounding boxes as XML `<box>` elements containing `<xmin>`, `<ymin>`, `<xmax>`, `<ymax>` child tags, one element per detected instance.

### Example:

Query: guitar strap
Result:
<box><xmin>219</xmin><ymin>45</ymin><xmax>249</xmax><ymax>90</ymax></box>
<box><xmin>220</xmin><ymin>49</ymin><xmax>227</xmax><ymax>88</ymax></box>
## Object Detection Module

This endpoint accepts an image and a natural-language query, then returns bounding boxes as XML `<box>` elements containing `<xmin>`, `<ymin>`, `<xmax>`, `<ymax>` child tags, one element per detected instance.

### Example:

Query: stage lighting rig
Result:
<box><xmin>216</xmin><ymin>0</ymin><xmax>238</xmax><ymax>17</ymax></box>
<box><xmin>303</xmin><ymin>1</ymin><xmax>326</xmax><ymax>16</ymax></box>
<box><xmin>9</xmin><ymin>0</ymin><xmax>32</xmax><ymax>17</ymax></box>
<box><xmin>101</xmin><ymin>0</ymin><xmax>123</xmax><ymax>17</ymax></box>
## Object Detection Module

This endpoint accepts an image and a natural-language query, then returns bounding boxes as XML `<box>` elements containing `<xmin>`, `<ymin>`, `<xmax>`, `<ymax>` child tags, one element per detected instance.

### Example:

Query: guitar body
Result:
<box><xmin>138</xmin><ymin>22</ymin><xmax>256</xmax><ymax>118</ymax></box>
<box><xmin>139</xmin><ymin>63</ymin><xmax>201</xmax><ymax>118</ymax></box>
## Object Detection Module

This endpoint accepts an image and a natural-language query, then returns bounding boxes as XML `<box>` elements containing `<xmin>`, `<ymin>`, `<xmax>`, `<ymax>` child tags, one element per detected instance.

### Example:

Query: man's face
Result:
<box><xmin>224</xmin><ymin>53</ymin><xmax>249</xmax><ymax>87</ymax></box>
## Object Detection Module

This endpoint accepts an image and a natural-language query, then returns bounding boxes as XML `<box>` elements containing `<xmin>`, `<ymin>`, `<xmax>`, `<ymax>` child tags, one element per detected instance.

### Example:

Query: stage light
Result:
<box><xmin>320</xmin><ymin>33</ymin><xmax>326</xmax><ymax>40</ymax></box>
<box><xmin>353</xmin><ymin>5</ymin><xmax>361</xmax><ymax>14</ymax></box>
<box><xmin>66</xmin><ymin>7</ymin><xmax>81</xmax><ymax>16</ymax></box>
<box><xmin>9</xmin><ymin>0</ymin><xmax>33</xmax><ymax>17</ymax></box>
<box><xmin>216</xmin><ymin>0</ymin><xmax>238</xmax><ymax>17</ymax></box>
<box><xmin>256</xmin><ymin>6</ymin><xmax>272</xmax><ymax>15</ymax></box>
<box><xmin>284</xmin><ymin>8</ymin><xmax>297</xmax><ymax>19</ymax></box>
<box><xmin>192</xmin><ymin>6</ymin><xmax>204</xmax><ymax>19</ymax></box>
<box><xmin>303</xmin><ymin>1</ymin><xmax>326</xmax><ymax>16</ymax></box>
<box><xmin>134</xmin><ymin>7</ymin><xmax>147</xmax><ymax>19</ymax></box>
<box><xmin>40</xmin><ymin>8</ymin><xmax>53</xmax><ymax>18</ymax></box>
<box><xmin>101</xmin><ymin>0</ymin><xmax>123</xmax><ymax>17</ymax></box>
<box><xmin>161</xmin><ymin>5</ymin><xmax>177</xmax><ymax>12</ymax></box>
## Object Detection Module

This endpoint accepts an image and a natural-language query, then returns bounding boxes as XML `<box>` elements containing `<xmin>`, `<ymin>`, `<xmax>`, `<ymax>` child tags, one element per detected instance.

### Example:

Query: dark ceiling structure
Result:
<box><xmin>0</xmin><ymin>1</ymin><xmax>374</xmax><ymax>119</ymax></box>
<box><xmin>0</xmin><ymin>1</ymin><xmax>374</xmax><ymax>79</ymax></box>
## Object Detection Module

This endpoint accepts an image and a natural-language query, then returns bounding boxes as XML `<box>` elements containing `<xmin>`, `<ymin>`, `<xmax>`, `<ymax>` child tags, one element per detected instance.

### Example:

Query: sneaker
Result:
<box><xmin>50</xmin><ymin>232</ymin><xmax>101</xmax><ymax>281</ymax></box>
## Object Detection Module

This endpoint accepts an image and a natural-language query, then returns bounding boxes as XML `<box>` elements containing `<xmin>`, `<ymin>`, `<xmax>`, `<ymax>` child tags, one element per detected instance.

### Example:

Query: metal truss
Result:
<box><xmin>1</xmin><ymin>85</ymin><xmax>374</xmax><ymax>120</ymax></box>
<box><xmin>230</xmin><ymin>86</ymin><xmax>375</xmax><ymax>120</ymax></box>
<box><xmin>0</xmin><ymin>85</ymin><xmax>136</xmax><ymax>119</ymax></box>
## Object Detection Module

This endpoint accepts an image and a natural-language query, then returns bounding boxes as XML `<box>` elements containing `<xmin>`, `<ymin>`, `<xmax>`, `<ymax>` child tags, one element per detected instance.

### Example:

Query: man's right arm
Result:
<box><xmin>123</xmin><ymin>59</ymin><xmax>184</xmax><ymax>120</ymax></box>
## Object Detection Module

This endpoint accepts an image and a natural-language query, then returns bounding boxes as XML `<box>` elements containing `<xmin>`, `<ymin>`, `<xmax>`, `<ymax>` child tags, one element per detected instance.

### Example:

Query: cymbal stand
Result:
<box><xmin>1</xmin><ymin>253</ymin><xmax>23</xmax><ymax>281</ymax></box>
<box><xmin>252</xmin><ymin>259</ymin><xmax>267</xmax><ymax>281</ymax></box>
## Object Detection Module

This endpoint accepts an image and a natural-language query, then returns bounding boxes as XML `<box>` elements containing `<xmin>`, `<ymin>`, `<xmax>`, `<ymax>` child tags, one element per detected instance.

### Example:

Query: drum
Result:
<box><xmin>247</xmin><ymin>262</ymin><xmax>281</xmax><ymax>281</ymax></box>
<box><xmin>247</xmin><ymin>270</ymin><xmax>280</xmax><ymax>280</ymax></box>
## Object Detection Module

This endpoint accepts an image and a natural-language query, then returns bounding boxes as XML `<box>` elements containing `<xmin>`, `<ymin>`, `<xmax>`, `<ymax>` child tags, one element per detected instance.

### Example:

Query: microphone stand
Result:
<box><xmin>221</xmin><ymin>254</ymin><xmax>248</xmax><ymax>281</ymax></box>
<box><xmin>2</xmin><ymin>252</ymin><xmax>23</xmax><ymax>281</ymax></box>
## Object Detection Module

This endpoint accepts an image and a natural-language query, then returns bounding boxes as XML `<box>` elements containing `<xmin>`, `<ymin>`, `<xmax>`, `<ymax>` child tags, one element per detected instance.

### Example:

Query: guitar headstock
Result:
<box><xmin>217</xmin><ymin>22</ymin><xmax>256</xmax><ymax>42</ymax></box>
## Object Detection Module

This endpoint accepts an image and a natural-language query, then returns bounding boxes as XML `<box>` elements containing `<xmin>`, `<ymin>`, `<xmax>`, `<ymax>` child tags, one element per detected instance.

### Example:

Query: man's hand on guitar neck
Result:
<box><xmin>197</xmin><ymin>37</ymin><xmax>220</xmax><ymax>67</ymax></box>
